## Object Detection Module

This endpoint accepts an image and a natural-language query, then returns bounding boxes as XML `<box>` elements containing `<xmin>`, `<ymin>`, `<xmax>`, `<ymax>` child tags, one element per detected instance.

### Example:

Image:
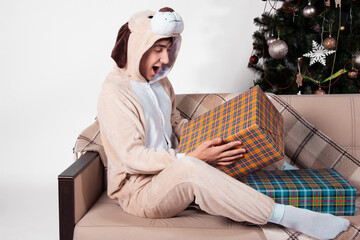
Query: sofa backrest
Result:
<box><xmin>277</xmin><ymin>94</ymin><xmax>360</xmax><ymax>160</ymax></box>
<box><xmin>75</xmin><ymin>92</ymin><xmax>360</xmax><ymax>190</ymax></box>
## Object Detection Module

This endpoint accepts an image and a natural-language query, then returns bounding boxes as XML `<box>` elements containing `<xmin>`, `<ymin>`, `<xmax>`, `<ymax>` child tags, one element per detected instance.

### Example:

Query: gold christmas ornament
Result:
<box><xmin>340</xmin><ymin>26</ymin><xmax>345</xmax><ymax>31</ymax></box>
<box><xmin>315</xmin><ymin>88</ymin><xmax>326</xmax><ymax>95</ymax></box>
<box><xmin>348</xmin><ymin>70</ymin><xmax>358</xmax><ymax>79</ymax></box>
<box><xmin>323</xmin><ymin>37</ymin><xmax>336</xmax><ymax>50</ymax></box>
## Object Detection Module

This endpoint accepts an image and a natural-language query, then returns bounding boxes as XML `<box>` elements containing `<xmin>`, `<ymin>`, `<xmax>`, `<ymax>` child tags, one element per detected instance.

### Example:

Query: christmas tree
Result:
<box><xmin>249</xmin><ymin>0</ymin><xmax>360</xmax><ymax>94</ymax></box>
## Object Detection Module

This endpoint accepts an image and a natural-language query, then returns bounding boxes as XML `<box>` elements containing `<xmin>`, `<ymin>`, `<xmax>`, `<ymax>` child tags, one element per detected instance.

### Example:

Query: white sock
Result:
<box><xmin>268</xmin><ymin>204</ymin><xmax>350</xmax><ymax>240</ymax></box>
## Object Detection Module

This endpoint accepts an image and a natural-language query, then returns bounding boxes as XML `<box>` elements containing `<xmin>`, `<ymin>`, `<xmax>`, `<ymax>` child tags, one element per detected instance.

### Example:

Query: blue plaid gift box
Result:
<box><xmin>239</xmin><ymin>169</ymin><xmax>356</xmax><ymax>216</ymax></box>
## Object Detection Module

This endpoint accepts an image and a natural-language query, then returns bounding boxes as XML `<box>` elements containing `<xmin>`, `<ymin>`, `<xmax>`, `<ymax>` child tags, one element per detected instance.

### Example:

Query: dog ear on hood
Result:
<box><xmin>111</xmin><ymin>22</ymin><xmax>131</xmax><ymax>68</ymax></box>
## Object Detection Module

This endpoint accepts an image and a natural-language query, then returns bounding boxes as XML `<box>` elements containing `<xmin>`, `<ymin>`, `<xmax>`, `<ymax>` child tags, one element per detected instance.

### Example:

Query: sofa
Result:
<box><xmin>58</xmin><ymin>92</ymin><xmax>360</xmax><ymax>240</ymax></box>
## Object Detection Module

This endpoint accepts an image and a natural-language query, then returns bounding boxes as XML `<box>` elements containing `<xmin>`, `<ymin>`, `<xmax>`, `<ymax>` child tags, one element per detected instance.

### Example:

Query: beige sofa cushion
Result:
<box><xmin>74</xmin><ymin>192</ymin><xmax>266</xmax><ymax>240</ymax></box>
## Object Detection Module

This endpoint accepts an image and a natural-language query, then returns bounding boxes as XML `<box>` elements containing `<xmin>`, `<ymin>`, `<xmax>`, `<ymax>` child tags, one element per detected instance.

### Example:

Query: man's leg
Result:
<box><xmin>126</xmin><ymin>156</ymin><xmax>274</xmax><ymax>224</ymax></box>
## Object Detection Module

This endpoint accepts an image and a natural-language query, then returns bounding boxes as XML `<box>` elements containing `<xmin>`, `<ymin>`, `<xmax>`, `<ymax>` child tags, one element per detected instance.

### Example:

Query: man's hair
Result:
<box><xmin>158</xmin><ymin>37</ymin><xmax>173</xmax><ymax>46</ymax></box>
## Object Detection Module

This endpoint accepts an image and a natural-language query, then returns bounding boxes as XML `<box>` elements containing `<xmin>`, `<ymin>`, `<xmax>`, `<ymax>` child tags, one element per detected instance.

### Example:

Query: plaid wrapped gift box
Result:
<box><xmin>239</xmin><ymin>169</ymin><xmax>356</xmax><ymax>216</ymax></box>
<box><xmin>178</xmin><ymin>85</ymin><xmax>284</xmax><ymax>178</ymax></box>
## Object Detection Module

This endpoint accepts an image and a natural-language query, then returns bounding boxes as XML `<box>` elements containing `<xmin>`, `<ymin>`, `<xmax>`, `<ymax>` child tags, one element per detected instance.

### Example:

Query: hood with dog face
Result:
<box><xmin>111</xmin><ymin>7</ymin><xmax>184</xmax><ymax>83</ymax></box>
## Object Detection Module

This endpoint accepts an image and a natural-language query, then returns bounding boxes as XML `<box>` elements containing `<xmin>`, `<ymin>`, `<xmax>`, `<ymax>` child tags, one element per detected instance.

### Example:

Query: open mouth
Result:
<box><xmin>152</xmin><ymin>66</ymin><xmax>160</xmax><ymax>75</ymax></box>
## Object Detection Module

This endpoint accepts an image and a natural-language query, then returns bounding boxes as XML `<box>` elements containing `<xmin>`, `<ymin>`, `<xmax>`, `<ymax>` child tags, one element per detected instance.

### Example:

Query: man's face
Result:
<box><xmin>139</xmin><ymin>39</ymin><xmax>172</xmax><ymax>81</ymax></box>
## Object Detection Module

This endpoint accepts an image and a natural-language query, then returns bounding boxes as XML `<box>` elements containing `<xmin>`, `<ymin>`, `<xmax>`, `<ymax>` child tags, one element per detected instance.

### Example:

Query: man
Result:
<box><xmin>97</xmin><ymin>7</ymin><xmax>349</xmax><ymax>239</ymax></box>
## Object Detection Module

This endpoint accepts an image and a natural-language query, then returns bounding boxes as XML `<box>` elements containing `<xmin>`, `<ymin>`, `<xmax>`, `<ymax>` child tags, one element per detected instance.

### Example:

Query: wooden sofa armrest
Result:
<box><xmin>58</xmin><ymin>151</ymin><xmax>105</xmax><ymax>240</ymax></box>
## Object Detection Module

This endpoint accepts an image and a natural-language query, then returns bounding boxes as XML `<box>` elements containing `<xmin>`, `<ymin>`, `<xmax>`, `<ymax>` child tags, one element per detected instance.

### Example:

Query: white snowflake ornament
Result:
<box><xmin>303</xmin><ymin>40</ymin><xmax>335</xmax><ymax>66</ymax></box>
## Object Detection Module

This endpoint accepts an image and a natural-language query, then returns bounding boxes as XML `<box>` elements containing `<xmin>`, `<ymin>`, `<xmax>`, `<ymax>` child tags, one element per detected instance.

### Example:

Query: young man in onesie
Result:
<box><xmin>97</xmin><ymin>7</ymin><xmax>349</xmax><ymax>240</ymax></box>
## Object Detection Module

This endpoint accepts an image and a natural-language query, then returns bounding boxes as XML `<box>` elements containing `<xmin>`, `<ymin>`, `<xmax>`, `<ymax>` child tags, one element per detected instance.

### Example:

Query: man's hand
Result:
<box><xmin>186</xmin><ymin>137</ymin><xmax>246</xmax><ymax>166</ymax></box>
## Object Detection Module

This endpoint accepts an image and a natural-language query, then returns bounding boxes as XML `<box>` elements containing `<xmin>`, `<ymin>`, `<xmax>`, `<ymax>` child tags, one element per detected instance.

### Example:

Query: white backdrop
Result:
<box><xmin>0</xmin><ymin>0</ymin><xmax>265</xmax><ymax>239</ymax></box>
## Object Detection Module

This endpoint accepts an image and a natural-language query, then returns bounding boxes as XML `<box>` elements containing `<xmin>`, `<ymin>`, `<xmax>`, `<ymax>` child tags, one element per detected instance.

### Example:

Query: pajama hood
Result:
<box><xmin>111</xmin><ymin>7</ymin><xmax>184</xmax><ymax>83</ymax></box>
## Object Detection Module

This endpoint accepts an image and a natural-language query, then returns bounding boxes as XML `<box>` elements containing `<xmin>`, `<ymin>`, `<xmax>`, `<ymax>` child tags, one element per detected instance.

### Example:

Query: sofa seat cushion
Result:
<box><xmin>74</xmin><ymin>192</ymin><xmax>266</xmax><ymax>240</ymax></box>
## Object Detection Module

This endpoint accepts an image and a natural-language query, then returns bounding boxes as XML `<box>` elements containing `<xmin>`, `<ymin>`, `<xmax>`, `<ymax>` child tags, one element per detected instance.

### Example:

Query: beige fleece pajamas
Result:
<box><xmin>97</xmin><ymin>9</ymin><xmax>275</xmax><ymax>226</ymax></box>
<box><xmin>124</xmin><ymin>156</ymin><xmax>275</xmax><ymax>224</ymax></box>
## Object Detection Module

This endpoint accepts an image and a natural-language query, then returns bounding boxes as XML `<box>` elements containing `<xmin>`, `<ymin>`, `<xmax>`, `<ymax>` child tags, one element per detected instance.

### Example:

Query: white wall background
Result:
<box><xmin>0</xmin><ymin>0</ymin><xmax>265</xmax><ymax>239</ymax></box>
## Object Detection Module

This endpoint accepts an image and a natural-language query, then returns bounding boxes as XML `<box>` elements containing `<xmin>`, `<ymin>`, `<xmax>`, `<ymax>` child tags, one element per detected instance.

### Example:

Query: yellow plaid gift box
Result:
<box><xmin>178</xmin><ymin>85</ymin><xmax>284</xmax><ymax>178</ymax></box>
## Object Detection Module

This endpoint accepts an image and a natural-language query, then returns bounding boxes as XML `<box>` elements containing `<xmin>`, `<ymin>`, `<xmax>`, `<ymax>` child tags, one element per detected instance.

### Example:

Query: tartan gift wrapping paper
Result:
<box><xmin>178</xmin><ymin>85</ymin><xmax>284</xmax><ymax>178</ymax></box>
<box><xmin>239</xmin><ymin>169</ymin><xmax>356</xmax><ymax>216</ymax></box>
